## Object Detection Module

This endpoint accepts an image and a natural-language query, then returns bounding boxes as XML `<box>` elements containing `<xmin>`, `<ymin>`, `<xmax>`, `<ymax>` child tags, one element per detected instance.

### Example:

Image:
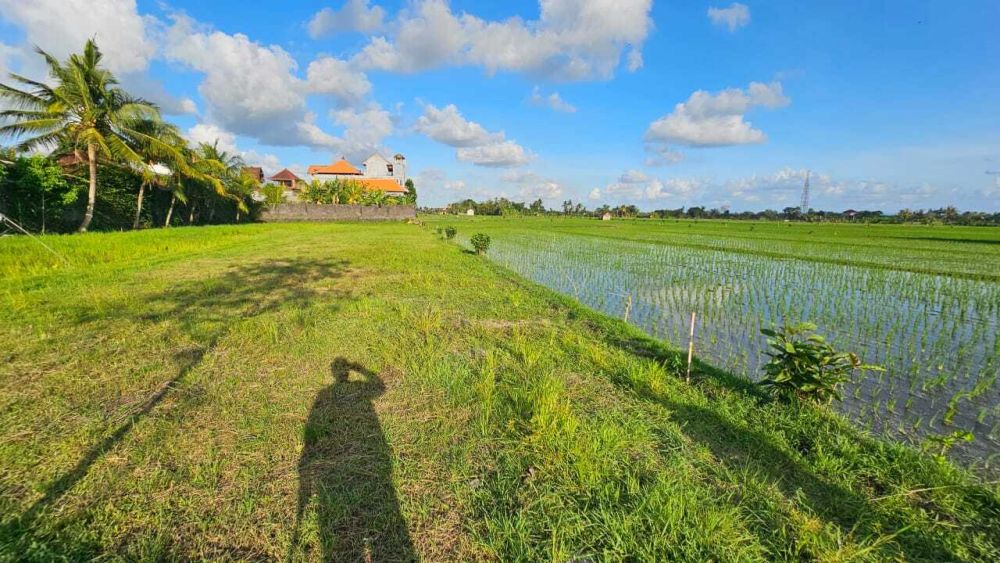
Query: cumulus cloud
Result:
<box><xmin>603</xmin><ymin>172</ymin><xmax>704</xmax><ymax>202</ymax></box>
<box><xmin>588</xmin><ymin>187</ymin><xmax>602</xmax><ymax>200</ymax></box>
<box><xmin>529</xmin><ymin>87</ymin><xmax>577</xmax><ymax>113</ymax></box>
<box><xmin>646</xmin><ymin>81</ymin><xmax>789</xmax><ymax>147</ymax></box>
<box><xmin>457</xmin><ymin>141</ymin><xmax>533</xmax><ymax>167</ymax></box>
<box><xmin>163</xmin><ymin>15</ymin><xmax>389</xmax><ymax>155</ymax></box>
<box><xmin>307</xmin><ymin>0</ymin><xmax>386</xmax><ymax>38</ymax></box>
<box><xmin>708</xmin><ymin>3</ymin><xmax>751</xmax><ymax>32</ymax></box>
<box><xmin>0</xmin><ymin>0</ymin><xmax>157</xmax><ymax>74</ymax></box>
<box><xmin>164</xmin><ymin>16</ymin><xmax>307</xmax><ymax>144</ymax></box>
<box><xmin>414</xmin><ymin>103</ymin><xmax>500</xmax><ymax>147</ymax></box>
<box><xmin>416</xmin><ymin>103</ymin><xmax>533</xmax><ymax>167</ymax></box>
<box><xmin>353</xmin><ymin>0</ymin><xmax>653</xmax><ymax>80</ymax></box>
<box><xmin>305</xmin><ymin>56</ymin><xmax>372</xmax><ymax>106</ymax></box>
<box><xmin>520</xmin><ymin>181</ymin><xmax>564</xmax><ymax>200</ymax></box>
<box><xmin>444</xmin><ymin>179</ymin><xmax>467</xmax><ymax>190</ymax></box>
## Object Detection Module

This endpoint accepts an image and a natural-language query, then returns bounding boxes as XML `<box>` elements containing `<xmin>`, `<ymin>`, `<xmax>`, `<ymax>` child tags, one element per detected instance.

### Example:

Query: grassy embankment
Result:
<box><xmin>1</xmin><ymin>222</ymin><xmax>997</xmax><ymax>561</ymax></box>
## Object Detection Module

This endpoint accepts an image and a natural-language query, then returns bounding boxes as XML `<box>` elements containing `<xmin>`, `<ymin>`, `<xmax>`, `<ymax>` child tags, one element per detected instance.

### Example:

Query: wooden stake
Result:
<box><xmin>623</xmin><ymin>293</ymin><xmax>633</xmax><ymax>323</ymax></box>
<box><xmin>686</xmin><ymin>312</ymin><xmax>696</xmax><ymax>383</ymax></box>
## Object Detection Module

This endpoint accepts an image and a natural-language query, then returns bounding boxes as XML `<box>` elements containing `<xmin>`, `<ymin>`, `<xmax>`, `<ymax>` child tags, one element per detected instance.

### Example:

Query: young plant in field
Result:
<box><xmin>922</xmin><ymin>430</ymin><xmax>974</xmax><ymax>464</ymax></box>
<box><xmin>444</xmin><ymin>226</ymin><xmax>457</xmax><ymax>240</ymax></box>
<box><xmin>759</xmin><ymin>322</ymin><xmax>883</xmax><ymax>404</ymax></box>
<box><xmin>470</xmin><ymin>233</ymin><xmax>491</xmax><ymax>255</ymax></box>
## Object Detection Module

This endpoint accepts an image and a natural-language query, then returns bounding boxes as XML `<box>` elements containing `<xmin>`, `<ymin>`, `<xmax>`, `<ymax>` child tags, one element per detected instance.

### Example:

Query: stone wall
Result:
<box><xmin>260</xmin><ymin>203</ymin><xmax>416</xmax><ymax>222</ymax></box>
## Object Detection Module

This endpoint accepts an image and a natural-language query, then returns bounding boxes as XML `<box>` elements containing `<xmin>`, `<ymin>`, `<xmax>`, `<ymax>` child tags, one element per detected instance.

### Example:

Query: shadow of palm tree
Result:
<box><xmin>293</xmin><ymin>358</ymin><xmax>415</xmax><ymax>562</ymax></box>
<box><xmin>9</xmin><ymin>257</ymin><xmax>353</xmax><ymax>545</ymax></box>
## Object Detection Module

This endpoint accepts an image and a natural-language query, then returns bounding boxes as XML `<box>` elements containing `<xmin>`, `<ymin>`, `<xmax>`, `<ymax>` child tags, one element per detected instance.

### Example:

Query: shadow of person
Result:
<box><xmin>293</xmin><ymin>358</ymin><xmax>415</xmax><ymax>562</ymax></box>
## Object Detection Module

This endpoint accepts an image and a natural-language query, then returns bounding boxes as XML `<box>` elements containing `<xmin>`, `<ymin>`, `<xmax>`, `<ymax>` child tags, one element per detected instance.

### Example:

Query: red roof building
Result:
<box><xmin>270</xmin><ymin>168</ymin><xmax>303</xmax><ymax>189</ymax></box>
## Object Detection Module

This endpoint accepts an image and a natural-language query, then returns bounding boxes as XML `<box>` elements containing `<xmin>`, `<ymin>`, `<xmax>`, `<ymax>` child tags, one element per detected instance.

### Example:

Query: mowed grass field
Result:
<box><xmin>1</xmin><ymin>222</ymin><xmax>998</xmax><ymax>561</ymax></box>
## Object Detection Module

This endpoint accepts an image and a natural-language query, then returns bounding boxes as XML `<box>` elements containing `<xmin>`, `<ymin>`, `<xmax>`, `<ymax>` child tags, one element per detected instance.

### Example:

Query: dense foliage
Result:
<box><xmin>0</xmin><ymin>41</ymin><xmax>275</xmax><ymax>233</ymax></box>
<box><xmin>470</xmin><ymin>232</ymin><xmax>491</xmax><ymax>254</ymax></box>
<box><xmin>297</xmin><ymin>178</ymin><xmax>416</xmax><ymax>207</ymax></box>
<box><xmin>759</xmin><ymin>323</ymin><xmax>882</xmax><ymax>403</ymax></box>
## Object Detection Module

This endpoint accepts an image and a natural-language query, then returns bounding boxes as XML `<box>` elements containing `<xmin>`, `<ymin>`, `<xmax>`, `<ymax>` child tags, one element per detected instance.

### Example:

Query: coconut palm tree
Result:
<box><xmin>129</xmin><ymin>119</ymin><xmax>188</xmax><ymax>229</ymax></box>
<box><xmin>0</xmin><ymin>39</ymin><xmax>180</xmax><ymax>232</ymax></box>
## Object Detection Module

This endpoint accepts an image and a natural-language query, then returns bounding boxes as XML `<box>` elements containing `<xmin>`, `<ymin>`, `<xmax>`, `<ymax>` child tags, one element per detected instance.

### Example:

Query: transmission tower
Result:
<box><xmin>800</xmin><ymin>170</ymin><xmax>810</xmax><ymax>214</ymax></box>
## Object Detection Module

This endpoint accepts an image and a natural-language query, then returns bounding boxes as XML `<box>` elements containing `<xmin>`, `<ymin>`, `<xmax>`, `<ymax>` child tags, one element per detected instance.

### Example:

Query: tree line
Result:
<box><xmin>437</xmin><ymin>198</ymin><xmax>1000</xmax><ymax>226</ymax></box>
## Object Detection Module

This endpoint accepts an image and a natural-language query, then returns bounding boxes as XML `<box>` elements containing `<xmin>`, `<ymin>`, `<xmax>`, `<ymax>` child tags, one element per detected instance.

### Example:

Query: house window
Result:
<box><xmin>387</xmin><ymin>164</ymin><xmax>393</xmax><ymax>175</ymax></box>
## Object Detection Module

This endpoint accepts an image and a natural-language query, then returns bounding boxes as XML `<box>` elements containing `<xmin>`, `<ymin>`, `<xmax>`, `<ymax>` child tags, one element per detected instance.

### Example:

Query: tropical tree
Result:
<box><xmin>403</xmin><ymin>178</ymin><xmax>417</xmax><ymax>205</ymax></box>
<box><xmin>129</xmin><ymin>119</ymin><xmax>187</xmax><ymax>229</ymax></box>
<box><xmin>0</xmin><ymin>39</ymin><xmax>185</xmax><ymax>232</ymax></box>
<box><xmin>360</xmin><ymin>187</ymin><xmax>389</xmax><ymax>207</ymax></box>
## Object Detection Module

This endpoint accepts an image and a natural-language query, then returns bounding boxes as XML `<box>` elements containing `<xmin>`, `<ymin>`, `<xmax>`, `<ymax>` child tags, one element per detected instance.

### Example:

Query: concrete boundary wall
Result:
<box><xmin>260</xmin><ymin>204</ymin><xmax>416</xmax><ymax>222</ymax></box>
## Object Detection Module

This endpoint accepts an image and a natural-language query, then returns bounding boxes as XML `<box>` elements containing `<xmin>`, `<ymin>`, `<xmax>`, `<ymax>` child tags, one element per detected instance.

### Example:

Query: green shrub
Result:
<box><xmin>262</xmin><ymin>184</ymin><xmax>285</xmax><ymax>207</ymax></box>
<box><xmin>444</xmin><ymin>226</ymin><xmax>457</xmax><ymax>240</ymax></box>
<box><xmin>470</xmin><ymin>233</ymin><xmax>491</xmax><ymax>255</ymax></box>
<box><xmin>759</xmin><ymin>322</ymin><xmax>882</xmax><ymax>404</ymax></box>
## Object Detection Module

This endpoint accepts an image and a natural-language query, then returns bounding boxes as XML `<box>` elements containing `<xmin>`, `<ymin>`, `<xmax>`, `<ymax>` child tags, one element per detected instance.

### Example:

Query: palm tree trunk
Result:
<box><xmin>188</xmin><ymin>204</ymin><xmax>195</xmax><ymax>225</ymax></box>
<box><xmin>78</xmin><ymin>143</ymin><xmax>98</xmax><ymax>232</ymax></box>
<box><xmin>133</xmin><ymin>180</ymin><xmax>147</xmax><ymax>230</ymax></box>
<box><xmin>165</xmin><ymin>193</ymin><xmax>176</xmax><ymax>227</ymax></box>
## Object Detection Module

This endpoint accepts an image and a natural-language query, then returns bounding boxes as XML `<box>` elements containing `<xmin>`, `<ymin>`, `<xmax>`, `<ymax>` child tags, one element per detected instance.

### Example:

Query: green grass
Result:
<box><xmin>1</xmin><ymin>222</ymin><xmax>998</xmax><ymax>560</ymax></box>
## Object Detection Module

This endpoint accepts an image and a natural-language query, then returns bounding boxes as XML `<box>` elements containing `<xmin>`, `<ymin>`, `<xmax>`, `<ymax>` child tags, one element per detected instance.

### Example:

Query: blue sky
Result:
<box><xmin>1</xmin><ymin>1</ymin><xmax>997</xmax><ymax>211</ymax></box>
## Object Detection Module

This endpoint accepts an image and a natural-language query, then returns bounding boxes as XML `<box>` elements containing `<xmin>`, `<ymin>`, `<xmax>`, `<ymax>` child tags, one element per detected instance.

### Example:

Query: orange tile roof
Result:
<box><xmin>357</xmin><ymin>178</ymin><xmax>407</xmax><ymax>193</ymax></box>
<box><xmin>308</xmin><ymin>158</ymin><xmax>362</xmax><ymax>175</ymax></box>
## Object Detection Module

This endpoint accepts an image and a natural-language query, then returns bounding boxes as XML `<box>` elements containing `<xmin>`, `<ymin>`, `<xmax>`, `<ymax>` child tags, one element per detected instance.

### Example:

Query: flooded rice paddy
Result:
<box><xmin>482</xmin><ymin>230</ymin><xmax>1000</xmax><ymax>471</ymax></box>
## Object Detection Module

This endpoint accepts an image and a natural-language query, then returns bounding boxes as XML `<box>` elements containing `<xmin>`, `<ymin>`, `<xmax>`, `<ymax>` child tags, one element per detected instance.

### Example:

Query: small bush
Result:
<box><xmin>470</xmin><ymin>233</ymin><xmax>491</xmax><ymax>255</ymax></box>
<box><xmin>444</xmin><ymin>226</ymin><xmax>457</xmax><ymax>239</ymax></box>
<box><xmin>759</xmin><ymin>322</ymin><xmax>882</xmax><ymax>404</ymax></box>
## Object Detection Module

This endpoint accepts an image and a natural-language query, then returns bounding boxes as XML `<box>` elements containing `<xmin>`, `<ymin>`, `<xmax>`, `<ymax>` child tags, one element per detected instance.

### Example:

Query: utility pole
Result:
<box><xmin>800</xmin><ymin>170</ymin><xmax>811</xmax><ymax>215</ymax></box>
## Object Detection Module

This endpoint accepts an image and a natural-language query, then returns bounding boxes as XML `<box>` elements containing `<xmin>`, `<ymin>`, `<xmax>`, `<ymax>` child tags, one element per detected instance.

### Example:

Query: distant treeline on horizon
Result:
<box><xmin>429</xmin><ymin>198</ymin><xmax>1000</xmax><ymax>226</ymax></box>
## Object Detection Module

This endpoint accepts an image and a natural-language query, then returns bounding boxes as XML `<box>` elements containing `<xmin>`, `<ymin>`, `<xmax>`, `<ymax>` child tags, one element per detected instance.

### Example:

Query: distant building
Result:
<box><xmin>307</xmin><ymin>153</ymin><xmax>408</xmax><ymax>196</ymax></box>
<box><xmin>601</xmin><ymin>212</ymin><xmax>612</xmax><ymax>221</ymax></box>
<box><xmin>268</xmin><ymin>168</ymin><xmax>304</xmax><ymax>200</ymax></box>
<box><xmin>466</xmin><ymin>208</ymin><xmax>475</xmax><ymax>216</ymax></box>
<box><xmin>242</xmin><ymin>166</ymin><xmax>264</xmax><ymax>183</ymax></box>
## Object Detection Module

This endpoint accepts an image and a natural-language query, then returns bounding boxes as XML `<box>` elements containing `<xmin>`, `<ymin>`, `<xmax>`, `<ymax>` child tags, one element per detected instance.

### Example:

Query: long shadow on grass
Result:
<box><xmin>614</xmin><ymin>373</ymin><xmax>958</xmax><ymax>560</ymax></box>
<box><xmin>292</xmin><ymin>358</ymin><xmax>415</xmax><ymax>561</ymax></box>
<box><xmin>9</xmin><ymin>257</ymin><xmax>352</xmax><ymax>549</ymax></box>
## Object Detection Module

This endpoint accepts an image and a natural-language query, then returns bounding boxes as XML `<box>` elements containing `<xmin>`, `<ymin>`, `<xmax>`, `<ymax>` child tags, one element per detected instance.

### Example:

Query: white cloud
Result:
<box><xmin>164</xmin><ymin>16</ymin><xmax>307</xmax><ymax>145</ymax></box>
<box><xmin>501</xmin><ymin>170</ymin><xmax>543</xmax><ymax>183</ymax></box>
<box><xmin>307</xmin><ymin>0</ymin><xmax>386</xmax><ymax>38</ymax></box>
<box><xmin>0</xmin><ymin>0</ymin><xmax>156</xmax><ymax>74</ymax></box>
<box><xmin>353</xmin><ymin>0</ymin><xmax>653</xmax><ymax>80</ymax></box>
<box><xmin>414</xmin><ymin>103</ymin><xmax>500</xmax><ymax>147</ymax></box>
<box><xmin>457</xmin><ymin>141</ymin><xmax>533</xmax><ymax>167</ymax></box>
<box><xmin>164</xmin><ymin>15</ymin><xmax>387</xmax><ymax>154</ymax></box>
<box><xmin>619</xmin><ymin>169</ymin><xmax>650</xmax><ymax>183</ymax></box>
<box><xmin>644</xmin><ymin>81</ymin><xmax>789</xmax><ymax>163</ymax></box>
<box><xmin>416</xmin><ymin>103</ymin><xmax>533</xmax><ymax>167</ymax></box>
<box><xmin>520</xmin><ymin>181</ymin><xmax>564</xmax><ymax>200</ymax></box>
<box><xmin>186</xmin><ymin>123</ymin><xmax>282</xmax><ymax>175</ymax></box>
<box><xmin>644</xmin><ymin>144</ymin><xmax>685</xmax><ymax>166</ymax></box>
<box><xmin>602</xmin><ymin>171</ymin><xmax>704</xmax><ymax>202</ymax></box>
<box><xmin>588</xmin><ymin>187</ymin><xmax>601</xmax><ymax>200</ymax></box>
<box><xmin>444</xmin><ymin>179</ymin><xmax>467</xmax><ymax>190</ymax></box>
<box><xmin>530</xmin><ymin>87</ymin><xmax>577</xmax><ymax>113</ymax></box>
<box><xmin>708</xmin><ymin>3</ymin><xmax>751</xmax><ymax>32</ymax></box>
<box><xmin>305</xmin><ymin>56</ymin><xmax>372</xmax><ymax>106</ymax></box>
